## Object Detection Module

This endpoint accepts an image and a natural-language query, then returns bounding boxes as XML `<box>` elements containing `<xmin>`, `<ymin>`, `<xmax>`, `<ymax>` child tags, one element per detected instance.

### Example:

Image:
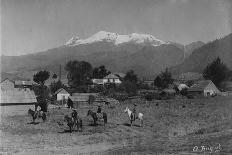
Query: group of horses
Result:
<box><xmin>28</xmin><ymin>106</ymin><xmax>144</xmax><ymax>133</ymax></box>
<box><xmin>63</xmin><ymin>110</ymin><xmax>108</xmax><ymax>133</ymax></box>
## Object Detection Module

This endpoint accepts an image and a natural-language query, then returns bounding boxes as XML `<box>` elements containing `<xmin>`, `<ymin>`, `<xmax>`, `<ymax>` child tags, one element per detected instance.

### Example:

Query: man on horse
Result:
<box><xmin>96</xmin><ymin>105</ymin><xmax>103</xmax><ymax>119</ymax></box>
<box><xmin>132</xmin><ymin>103</ymin><xmax>137</xmax><ymax>120</ymax></box>
<box><xmin>71</xmin><ymin>109</ymin><xmax>78</xmax><ymax>124</ymax></box>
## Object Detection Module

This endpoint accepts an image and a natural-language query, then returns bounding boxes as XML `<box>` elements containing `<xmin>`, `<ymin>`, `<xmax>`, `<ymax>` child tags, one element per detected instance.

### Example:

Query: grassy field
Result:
<box><xmin>1</xmin><ymin>96</ymin><xmax>232</xmax><ymax>154</ymax></box>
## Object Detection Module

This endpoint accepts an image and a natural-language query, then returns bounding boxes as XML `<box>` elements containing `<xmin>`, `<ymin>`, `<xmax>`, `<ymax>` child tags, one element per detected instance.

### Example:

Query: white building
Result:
<box><xmin>103</xmin><ymin>73</ymin><xmax>122</xmax><ymax>84</ymax></box>
<box><xmin>188</xmin><ymin>80</ymin><xmax>220</xmax><ymax>96</ymax></box>
<box><xmin>54</xmin><ymin>88</ymin><xmax>70</xmax><ymax>101</ymax></box>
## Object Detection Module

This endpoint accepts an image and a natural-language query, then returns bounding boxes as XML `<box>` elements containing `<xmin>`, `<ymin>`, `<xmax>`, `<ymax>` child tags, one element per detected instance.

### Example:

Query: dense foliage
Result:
<box><xmin>154</xmin><ymin>68</ymin><xmax>173</xmax><ymax>89</ymax></box>
<box><xmin>92</xmin><ymin>65</ymin><xmax>111</xmax><ymax>79</ymax></box>
<box><xmin>33</xmin><ymin>70</ymin><xmax>50</xmax><ymax>85</ymax></box>
<box><xmin>203</xmin><ymin>57</ymin><xmax>230</xmax><ymax>87</ymax></box>
<box><xmin>65</xmin><ymin>60</ymin><xmax>93</xmax><ymax>87</ymax></box>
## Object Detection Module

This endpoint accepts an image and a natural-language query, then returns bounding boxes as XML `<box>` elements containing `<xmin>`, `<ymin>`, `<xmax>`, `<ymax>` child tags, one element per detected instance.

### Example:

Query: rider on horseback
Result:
<box><xmin>132</xmin><ymin>103</ymin><xmax>137</xmax><ymax>120</ymax></box>
<box><xmin>97</xmin><ymin>105</ymin><xmax>101</xmax><ymax>113</ymax></box>
<box><xmin>96</xmin><ymin>105</ymin><xmax>103</xmax><ymax>119</ymax></box>
<box><xmin>71</xmin><ymin>109</ymin><xmax>78</xmax><ymax>124</ymax></box>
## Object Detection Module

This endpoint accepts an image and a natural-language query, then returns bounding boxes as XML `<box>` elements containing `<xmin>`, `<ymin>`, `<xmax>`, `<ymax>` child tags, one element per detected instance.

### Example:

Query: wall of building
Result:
<box><xmin>204</xmin><ymin>82</ymin><xmax>220</xmax><ymax>96</ymax></box>
<box><xmin>57</xmin><ymin>93</ymin><xmax>70</xmax><ymax>101</ymax></box>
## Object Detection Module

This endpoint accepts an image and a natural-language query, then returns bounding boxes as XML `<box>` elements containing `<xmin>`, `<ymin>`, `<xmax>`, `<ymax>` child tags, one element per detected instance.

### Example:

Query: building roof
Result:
<box><xmin>113</xmin><ymin>72</ymin><xmax>126</xmax><ymax>78</ymax></box>
<box><xmin>188</xmin><ymin>80</ymin><xmax>213</xmax><ymax>92</ymax></box>
<box><xmin>104</xmin><ymin>73</ymin><xmax>120</xmax><ymax>79</ymax></box>
<box><xmin>54</xmin><ymin>88</ymin><xmax>69</xmax><ymax>95</ymax></box>
<box><xmin>15</xmin><ymin>80</ymin><xmax>33</xmax><ymax>86</ymax></box>
<box><xmin>173</xmin><ymin>72</ymin><xmax>203</xmax><ymax>81</ymax></box>
<box><xmin>178</xmin><ymin>84</ymin><xmax>189</xmax><ymax>91</ymax></box>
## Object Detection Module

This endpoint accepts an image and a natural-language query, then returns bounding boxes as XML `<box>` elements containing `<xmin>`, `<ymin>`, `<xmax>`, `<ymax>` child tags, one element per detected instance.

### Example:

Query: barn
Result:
<box><xmin>0</xmin><ymin>78</ymin><xmax>37</xmax><ymax>115</ymax></box>
<box><xmin>187</xmin><ymin>80</ymin><xmax>220</xmax><ymax>97</ymax></box>
<box><xmin>1</xmin><ymin>78</ymin><xmax>37</xmax><ymax>105</ymax></box>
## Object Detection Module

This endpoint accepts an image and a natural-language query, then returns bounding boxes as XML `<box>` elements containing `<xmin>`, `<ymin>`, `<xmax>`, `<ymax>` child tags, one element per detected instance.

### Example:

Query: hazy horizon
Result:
<box><xmin>1</xmin><ymin>0</ymin><xmax>232</xmax><ymax>56</ymax></box>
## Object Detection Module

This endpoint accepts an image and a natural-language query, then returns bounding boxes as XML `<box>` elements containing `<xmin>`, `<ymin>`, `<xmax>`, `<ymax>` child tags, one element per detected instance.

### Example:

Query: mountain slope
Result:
<box><xmin>172</xmin><ymin>33</ymin><xmax>232</xmax><ymax>74</ymax></box>
<box><xmin>1</xmin><ymin>31</ymin><xmax>184</xmax><ymax>79</ymax></box>
<box><xmin>184</xmin><ymin>41</ymin><xmax>205</xmax><ymax>57</ymax></box>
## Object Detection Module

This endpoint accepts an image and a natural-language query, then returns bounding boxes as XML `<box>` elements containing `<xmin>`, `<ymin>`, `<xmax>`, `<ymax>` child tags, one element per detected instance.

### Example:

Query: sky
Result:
<box><xmin>1</xmin><ymin>0</ymin><xmax>232</xmax><ymax>56</ymax></box>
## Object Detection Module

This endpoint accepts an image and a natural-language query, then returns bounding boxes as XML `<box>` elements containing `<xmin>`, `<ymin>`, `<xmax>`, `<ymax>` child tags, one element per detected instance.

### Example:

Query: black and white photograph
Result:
<box><xmin>1</xmin><ymin>0</ymin><xmax>232</xmax><ymax>154</ymax></box>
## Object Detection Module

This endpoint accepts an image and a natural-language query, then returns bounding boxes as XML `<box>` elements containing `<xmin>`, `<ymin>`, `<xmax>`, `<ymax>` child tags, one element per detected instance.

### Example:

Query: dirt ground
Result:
<box><xmin>1</xmin><ymin>96</ymin><xmax>232</xmax><ymax>154</ymax></box>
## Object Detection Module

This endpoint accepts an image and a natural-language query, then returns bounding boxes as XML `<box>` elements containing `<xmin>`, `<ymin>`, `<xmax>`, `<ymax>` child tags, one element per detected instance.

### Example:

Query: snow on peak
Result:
<box><xmin>65</xmin><ymin>37</ymin><xmax>81</xmax><ymax>45</ymax></box>
<box><xmin>65</xmin><ymin>31</ymin><xmax>167</xmax><ymax>46</ymax></box>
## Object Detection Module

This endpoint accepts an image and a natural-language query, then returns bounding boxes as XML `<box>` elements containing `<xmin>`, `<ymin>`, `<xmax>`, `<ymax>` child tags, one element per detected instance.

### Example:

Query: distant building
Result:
<box><xmin>14</xmin><ymin>80</ymin><xmax>36</xmax><ymax>89</ymax></box>
<box><xmin>178</xmin><ymin>84</ymin><xmax>189</xmax><ymax>91</ymax></box>
<box><xmin>173</xmin><ymin>72</ymin><xmax>204</xmax><ymax>83</ymax></box>
<box><xmin>187</xmin><ymin>80</ymin><xmax>220</xmax><ymax>96</ymax></box>
<box><xmin>103</xmin><ymin>73</ymin><xmax>122</xmax><ymax>84</ymax></box>
<box><xmin>0</xmin><ymin>78</ymin><xmax>37</xmax><ymax>105</ymax></box>
<box><xmin>54</xmin><ymin>88</ymin><xmax>70</xmax><ymax>101</ymax></box>
<box><xmin>69</xmin><ymin>93</ymin><xmax>99</xmax><ymax>108</ymax></box>
<box><xmin>92</xmin><ymin>79</ymin><xmax>104</xmax><ymax>85</ymax></box>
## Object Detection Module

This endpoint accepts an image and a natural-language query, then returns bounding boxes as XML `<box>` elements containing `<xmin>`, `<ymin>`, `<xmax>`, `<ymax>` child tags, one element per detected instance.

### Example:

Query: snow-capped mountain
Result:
<box><xmin>2</xmin><ymin>31</ymin><xmax>185</xmax><ymax>79</ymax></box>
<box><xmin>65</xmin><ymin>31</ymin><xmax>167</xmax><ymax>47</ymax></box>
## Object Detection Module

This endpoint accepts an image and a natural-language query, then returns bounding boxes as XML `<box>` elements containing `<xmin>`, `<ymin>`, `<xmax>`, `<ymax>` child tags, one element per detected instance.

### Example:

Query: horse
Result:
<box><xmin>87</xmin><ymin>110</ymin><xmax>107</xmax><ymax>126</ymax></box>
<box><xmin>64</xmin><ymin>115</ymin><xmax>83</xmax><ymax>133</ymax></box>
<box><xmin>28</xmin><ymin>108</ymin><xmax>46</xmax><ymax>123</ymax></box>
<box><xmin>124</xmin><ymin>107</ymin><xmax>143</xmax><ymax>127</ymax></box>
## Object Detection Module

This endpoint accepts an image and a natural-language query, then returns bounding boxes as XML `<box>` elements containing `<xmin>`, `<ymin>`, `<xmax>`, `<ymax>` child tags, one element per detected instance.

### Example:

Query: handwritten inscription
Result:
<box><xmin>193</xmin><ymin>144</ymin><xmax>222</xmax><ymax>153</ymax></box>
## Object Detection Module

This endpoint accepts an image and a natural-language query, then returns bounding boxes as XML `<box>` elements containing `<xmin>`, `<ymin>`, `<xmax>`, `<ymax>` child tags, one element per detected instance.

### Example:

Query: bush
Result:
<box><xmin>108</xmin><ymin>92</ymin><xmax>129</xmax><ymax>101</ymax></box>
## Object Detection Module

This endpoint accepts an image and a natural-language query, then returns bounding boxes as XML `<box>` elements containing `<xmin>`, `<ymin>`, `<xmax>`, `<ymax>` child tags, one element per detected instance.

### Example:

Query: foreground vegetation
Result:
<box><xmin>1</xmin><ymin>96</ymin><xmax>232</xmax><ymax>154</ymax></box>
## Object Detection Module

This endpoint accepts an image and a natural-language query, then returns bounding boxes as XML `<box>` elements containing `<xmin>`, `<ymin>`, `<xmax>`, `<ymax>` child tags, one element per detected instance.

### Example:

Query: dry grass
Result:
<box><xmin>1</xmin><ymin>96</ymin><xmax>232</xmax><ymax>154</ymax></box>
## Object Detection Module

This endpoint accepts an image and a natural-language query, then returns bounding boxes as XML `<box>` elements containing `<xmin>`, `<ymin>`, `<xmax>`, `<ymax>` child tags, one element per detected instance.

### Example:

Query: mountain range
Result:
<box><xmin>1</xmin><ymin>31</ymin><xmax>231</xmax><ymax>81</ymax></box>
<box><xmin>172</xmin><ymin>33</ymin><xmax>232</xmax><ymax>74</ymax></box>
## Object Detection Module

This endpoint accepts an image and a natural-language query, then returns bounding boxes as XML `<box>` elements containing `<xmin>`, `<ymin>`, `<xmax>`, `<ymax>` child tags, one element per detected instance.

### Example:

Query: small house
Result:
<box><xmin>187</xmin><ymin>80</ymin><xmax>220</xmax><ymax>96</ymax></box>
<box><xmin>103</xmin><ymin>73</ymin><xmax>122</xmax><ymax>84</ymax></box>
<box><xmin>54</xmin><ymin>88</ymin><xmax>70</xmax><ymax>101</ymax></box>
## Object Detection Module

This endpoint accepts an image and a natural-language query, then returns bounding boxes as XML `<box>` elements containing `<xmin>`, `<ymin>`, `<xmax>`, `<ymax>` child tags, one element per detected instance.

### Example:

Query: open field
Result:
<box><xmin>1</xmin><ymin>96</ymin><xmax>232</xmax><ymax>154</ymax></box>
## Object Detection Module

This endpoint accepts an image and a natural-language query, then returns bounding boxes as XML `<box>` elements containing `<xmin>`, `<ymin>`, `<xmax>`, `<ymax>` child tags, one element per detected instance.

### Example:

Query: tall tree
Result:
<box><xmin>33</xmin><ymin>70</ymin><xmax>50</xmax><ymax>112</ymax></box>
<box><xmin>154</xmin><ymin>68</ymin><xmax>173</xmax><ymax>89</ymax></box>
<box><xmin>65</xmin><ymin>60</ymin><xmax>93</xmax><ymax>87</ymax></box>
<box><xmin>124</xmin><ymin>70</ymin><xmax>138</xmax><ymax>83</ymax></box>
<box><xmin>33</xmin><ymin>70</ymin><xmax>50</xmax><ymax>85</ymax></box>
<box><xmin>92</xmin><ymin>65</ymin><xmax>111</xmax><ymax>79</ymax></box>
<box><xmin>203</xmin><ymin>57</ymin><xmax>229</xmax><ymax>87</ymax></box>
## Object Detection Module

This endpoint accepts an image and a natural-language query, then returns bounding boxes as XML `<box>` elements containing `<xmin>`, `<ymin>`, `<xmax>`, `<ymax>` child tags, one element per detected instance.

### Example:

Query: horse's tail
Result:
<box><xmin>42</xmin><ymin>112</ymin><xmax>46</xmax><ymax>122</ymax></box>
<box><xmin>103</xmin><ymin>113</ymin><xmax>107</xmax><ymax>124</ymax></box>
<box><xmin>79</xmin><ymin>118</ymin><xmax>83</xmax><ymax>129</ymax></box>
